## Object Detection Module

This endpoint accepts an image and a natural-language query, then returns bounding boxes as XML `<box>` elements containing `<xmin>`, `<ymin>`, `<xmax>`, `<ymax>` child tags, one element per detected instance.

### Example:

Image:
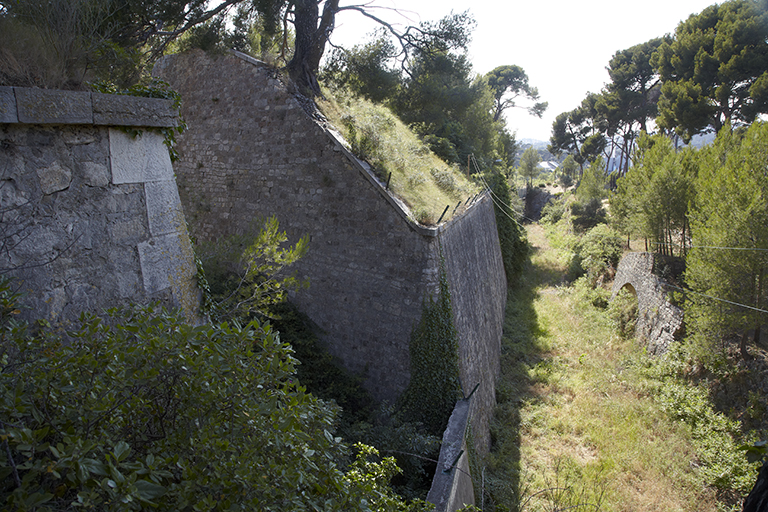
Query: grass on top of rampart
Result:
<box><xmin>317</xmin><ymin>89</ymin><xmax>479</xmax><ymax>226</ymax></box>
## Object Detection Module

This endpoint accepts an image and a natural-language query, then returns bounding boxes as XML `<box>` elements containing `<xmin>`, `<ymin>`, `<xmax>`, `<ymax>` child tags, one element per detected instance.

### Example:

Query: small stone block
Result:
<box><xmin>93</xmin><ymin>93</ymin><xmax>177</xmax><ymax>127</ymax></box>
<box><xmin>145</xmin><ymin>180</ymin><xmax>185</xmax><ymax>237</ymax></box>
<box><xmin>109</xmin><ymin>129</ymin><xmax>174</xmax><ymax>184</ymax></box>
<box><xmin>138</xmin><ymin>233</ymin><xmax>194</xmax><ymax>295</ymax></box>
<box><xmin>0</xmin><ymin>87</ymin><xmax>17</xmax><ymax>123</ymax></box>
<box><xmin>16</xmin><ymin>88</ymin><xmax>93</xmax><ymax>124</ymax></box>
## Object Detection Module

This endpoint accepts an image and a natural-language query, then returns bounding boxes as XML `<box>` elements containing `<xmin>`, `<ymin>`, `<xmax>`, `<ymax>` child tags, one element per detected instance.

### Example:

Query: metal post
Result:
<box><xmin>437</xmin><ymin>204</ymin><xmax>450</xmax><ymax>224</ymax></box>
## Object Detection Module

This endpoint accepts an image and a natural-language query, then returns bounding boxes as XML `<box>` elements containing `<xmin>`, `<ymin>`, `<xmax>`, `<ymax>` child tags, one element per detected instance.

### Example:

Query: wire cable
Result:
<box><xmin>471</xmin><ymin>160</ymin><xmax>536</xmax><ymax>225</ymax></box>
<box><xmin>663</xmin><ymin>282</ymin><xmax>768</xmax><ymax>315</ymax></box>
<box><xmin>648</xmin><ymin>240</ymin><xmax>768</xmax><ymax>253</ymax></box>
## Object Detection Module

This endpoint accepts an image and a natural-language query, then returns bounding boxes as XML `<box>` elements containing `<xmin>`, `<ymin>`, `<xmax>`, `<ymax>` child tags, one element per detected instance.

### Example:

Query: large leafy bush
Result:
<box><xmin>0</xmin><ymin>280</ymin><xmax>427</xmax><ymax>511</ymax></box>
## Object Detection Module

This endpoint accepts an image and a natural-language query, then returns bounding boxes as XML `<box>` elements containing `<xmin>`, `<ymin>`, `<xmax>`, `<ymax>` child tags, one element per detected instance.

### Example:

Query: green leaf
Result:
<box><xmin>135</xmin><ymin>479</ymin><xmax>167</xmax><ymax>501</ymax></box>
<box><xmin>113</xmin><ymin>441</ymin><xmax>131</xmax><ymax>462</ymax></box>
<box><xmin>25</xmin><ymin>492</ymin><xmax>53</xmax><ymax>507</ymax></box>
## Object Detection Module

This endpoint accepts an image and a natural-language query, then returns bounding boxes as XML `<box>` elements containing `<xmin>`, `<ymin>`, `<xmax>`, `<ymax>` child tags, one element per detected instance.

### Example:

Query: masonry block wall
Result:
<box><xmin>154</xmin><ymin>50</ymin><xmax>507</xmax><ymax>457</ymax></box>
<box><xmin>0</xmin><ymin>87</ymin><xmax>199</xmax><ymax>325</ymax></box>
<box><xmin>611</xmin><ymin>252</ymin><xmax>684</xmax><ymax>354</ymax></box>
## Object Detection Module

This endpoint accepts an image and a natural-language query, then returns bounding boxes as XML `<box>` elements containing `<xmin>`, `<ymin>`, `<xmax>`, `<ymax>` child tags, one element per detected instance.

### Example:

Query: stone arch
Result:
<box><xmin>619</xmin><ymin>282</ymin><xmax>637</xmax><ymax>297</ymax></box>
<box><xmin>611</xmin><ymin>252</ymin><xmax>684</xmax><ymax>354</ymax></box>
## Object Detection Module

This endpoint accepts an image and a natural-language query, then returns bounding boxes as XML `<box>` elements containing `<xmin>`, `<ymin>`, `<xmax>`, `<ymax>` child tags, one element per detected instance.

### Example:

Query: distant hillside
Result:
<box><xmin>520</xmin><ymin>138</ymin><xmax>549</xmax><ymax>150</ymax></box>
<box><xmin>516</xmin><ymin>138</ymin><xmax>560</xmax><ymax>165</ymax></box>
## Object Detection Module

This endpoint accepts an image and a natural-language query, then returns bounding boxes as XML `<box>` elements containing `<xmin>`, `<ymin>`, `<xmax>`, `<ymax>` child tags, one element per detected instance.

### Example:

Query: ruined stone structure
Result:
<box><xmin>611</xmin><ymin>252</ymin><xmax>684</xmax><ymax>354</ymax></box>
<box><xmin>154</xmin><ymin>50</ymin><xmax>507</xmax><ymax>469</ymax></box>
<box><xmin>0</xmin><ymin>87</ymin><xmax>199</xmax><ymax>325</ymax></box>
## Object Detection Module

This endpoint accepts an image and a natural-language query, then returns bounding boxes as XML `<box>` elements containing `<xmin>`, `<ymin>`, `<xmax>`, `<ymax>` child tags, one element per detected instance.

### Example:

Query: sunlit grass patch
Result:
<box><xmin>317</xmin><ymin>89</ymin><xmax>479</xmax><ymax>225</ymax></box>
<box><xmin>485</xmin><ymin>224</ymin><xmax>729</xmax><ymax>512</ymax></box>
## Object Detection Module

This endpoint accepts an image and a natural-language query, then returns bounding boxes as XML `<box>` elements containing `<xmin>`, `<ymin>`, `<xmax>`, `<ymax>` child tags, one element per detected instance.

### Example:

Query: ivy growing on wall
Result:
<box><xmin>399</xmin><ymin>252</ymin><xmax>463</xmax><ymax>437</ymax></box>
<box><xmin>484</xmin><ymin>172</ymin><xmax>528</xmax><ymax>284</ymax></box>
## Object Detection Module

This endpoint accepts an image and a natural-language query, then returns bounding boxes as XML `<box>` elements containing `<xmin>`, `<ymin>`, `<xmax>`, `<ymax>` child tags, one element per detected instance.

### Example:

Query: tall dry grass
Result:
<box><xmin>317</xmin><ymin>90</ymin><xmax>479</xmax><ymax>226</ymax></box>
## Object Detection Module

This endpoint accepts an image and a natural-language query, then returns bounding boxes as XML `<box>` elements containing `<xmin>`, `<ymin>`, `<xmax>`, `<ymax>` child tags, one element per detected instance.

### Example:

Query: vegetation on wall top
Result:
<box><xmin>318</xmin><ymin>91</ymin><xmax>479</xmax><ymax>226</ymax></box>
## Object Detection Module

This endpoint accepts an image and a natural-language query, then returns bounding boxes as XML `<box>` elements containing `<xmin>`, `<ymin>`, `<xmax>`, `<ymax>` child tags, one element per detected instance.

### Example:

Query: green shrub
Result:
<box><xmin>631</xmin><ymin>345</ymin><xmax>763</xmax><ymax>498</ymax></box>
<box><xmin>576</xmin><ymin>224</ymin><xmax>623</xmax><ymax>286</ymax></box>
<box><xmin>0</xmin><ymin>279</ymin><xmax>429</xmax><ymax>511</ymax></box>
<box><xmin>196</xmin><ymin>216</ymin><xmax>308</xmax><ymax>322</ymax></box>
<box><xmin>571</xmin><ymin>198</ymin><xmax>607</xmax><ymax>233</ymax></box>
<box><xmin>608</xmin><ymin>287</ymin><xmax>638</xmax><ymax>338</ymax></box>
<box><xmin>540</xmin><ymin>195</ymin><xmax>568</xmax><ymax>225</ymax></box>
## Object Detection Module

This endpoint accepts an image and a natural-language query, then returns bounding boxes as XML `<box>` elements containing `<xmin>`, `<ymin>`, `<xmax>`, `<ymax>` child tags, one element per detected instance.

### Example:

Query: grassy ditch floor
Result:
<box><xmin>483</xmin><ymin>224</ymin><xmax>762</xmax><ymax>512</ymax></box>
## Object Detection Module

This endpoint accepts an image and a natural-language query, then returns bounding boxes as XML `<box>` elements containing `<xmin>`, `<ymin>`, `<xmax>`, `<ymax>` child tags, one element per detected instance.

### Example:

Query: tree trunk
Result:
<box><xmin>741</xmin><ymin>330</ymin><xmax>752</xmax><ymax>360</ymax></box>
<box><xmin>286</xmin><ymin>0</ymin><xmax>339</xmax><ymax>97</ymax></box>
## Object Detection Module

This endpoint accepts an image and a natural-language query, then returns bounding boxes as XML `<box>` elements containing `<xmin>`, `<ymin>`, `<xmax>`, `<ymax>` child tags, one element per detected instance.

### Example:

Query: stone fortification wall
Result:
<box><xmin>439</xmin><ymin>194</ymin><xmax>506</xmax><ymax>454</ymax></box>
<box><xmin>0</xmin><ymin>87</ymin><xmax>198</xmax><ymax>325</ymax></box>
<box><xmin>155</xmin><ymin>50</ymin><xmax>436</xmax><ymax>403</ymax></box>
<box><xmin>154</xmin><ymin>51</ymin><xmax>507</xmax><ymax>459</ymax></box>
<box><xmin>611</xmin><ymin>252</ymin><xmax>684</xmax><ymax>354</ymax></box>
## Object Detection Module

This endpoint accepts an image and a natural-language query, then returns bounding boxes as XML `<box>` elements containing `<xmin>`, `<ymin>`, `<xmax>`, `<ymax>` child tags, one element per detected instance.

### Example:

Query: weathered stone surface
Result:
<box><xmin>611</xmin><ymin>252</ymin><xmax>685</xmax><ymax>354</ymax></box>
<box><xmin>0</xmin><ymin>122</ymin><xmax>199</xmax><ymax>326</ymax></box>
<box><xmin>16</xmin><ymin>88</ymin><xmax>93</xmax><ymax>124</ymax></box>
<box><xmin>155</xmin><ymin>50</ymin><xmax>506</xmax><ymax>461</ymax></box>
<box><xmin>92</xmin><ymin>93</ymin><xmax>177</xmax><ymax>127</ymax></box>
<box><xmin>3</xmin><ymin>88</ymin><xmax>178</xmax><ymax>127</ymax></box>
<box><xmin>36</xmin><ymin>161</ymin><xmax>72</xmax><ymax>194</ymax></box>
<box><xmin>80</xmin><ymin>161</ymin><xmax>110</xmax><ymax>187</ymax></box>
<box><xmin>427</xmin><ymin>400</ymin><xmax>475</xmax><ymax>512</ymax></box>
<box><xmin>0</xmin><ymin>86</ymin><xmax>17</xmax><ymax>123</ymax></box>
<box><xmin>145</xmin><ymin>180</ymin><xmax>186</xmax><ymax>237</ymax></box>
<box><xmin>138</xmin><ymin>232</ymin><xmax>195</xmax><ymax>295</ymax></box>
<box><xmin>109</xmin><ymin>129</ymin><xmax>174</xmax><ymax>184</ymax></box>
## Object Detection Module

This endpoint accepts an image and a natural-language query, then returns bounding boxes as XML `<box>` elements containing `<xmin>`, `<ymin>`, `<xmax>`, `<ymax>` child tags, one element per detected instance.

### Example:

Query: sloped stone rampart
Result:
<box><xmin>154</xmin><ymin>50</ymin><xmax>507</xmax><ymax>459</ymax></box>
<box><xmin>0</xmin><ymin>87</ymin><xmax>198</xmax><ymax>325</ymax></box>
<box><xmin>611</xmin><ymin>252</ymin><xmax>684</xmax><ymax>354</ymax></box>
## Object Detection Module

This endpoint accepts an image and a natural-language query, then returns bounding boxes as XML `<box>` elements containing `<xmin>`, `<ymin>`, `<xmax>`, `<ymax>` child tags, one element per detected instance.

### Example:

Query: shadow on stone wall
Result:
<box><xmin>0</xmin><ymin>86</ymin><xmax>199</xmax><ymax>325</ymax></box>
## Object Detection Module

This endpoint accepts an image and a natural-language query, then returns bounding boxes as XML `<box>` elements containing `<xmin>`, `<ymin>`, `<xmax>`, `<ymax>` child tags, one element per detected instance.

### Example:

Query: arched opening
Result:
<box><xmin>610</xmin><ymin>283</ymin><xmax>639</xmax><ymax>339</ymax></box>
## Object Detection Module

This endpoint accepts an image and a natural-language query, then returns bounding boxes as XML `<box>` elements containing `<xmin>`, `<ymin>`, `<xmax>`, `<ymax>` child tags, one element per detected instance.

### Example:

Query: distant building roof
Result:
<box><xmin>538</xmin><ymin>161</ymin><xmax>558</xmax><ymax>172</ymax></box>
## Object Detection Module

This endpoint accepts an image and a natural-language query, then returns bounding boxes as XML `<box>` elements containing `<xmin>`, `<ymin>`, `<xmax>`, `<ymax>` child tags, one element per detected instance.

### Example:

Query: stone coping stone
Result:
<box><xmin>3</xmin><ymin>87</ymin><xmax>176</xmax><ymax>127</ymax></box>
<box><xmin>16</xmin><ymin>88</ymin><xmax>93</xmax><ymax>124</ymax></box>
<box><xmin>93</xmin><ymin>93</ymin><xmax>177</xmax><ymax>127</ymax></box>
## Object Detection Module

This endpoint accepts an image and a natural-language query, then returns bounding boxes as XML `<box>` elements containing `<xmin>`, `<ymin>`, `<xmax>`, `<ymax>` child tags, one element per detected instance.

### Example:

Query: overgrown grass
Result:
<box><xmin>484</xmin><ymin>224</ymin><xmax>760</xmax><ymax>512</ymax></box>
<box><xmin>317</xmin><ymin>89</ymin><xmax>479</xmax><ymax>225</ymax></box>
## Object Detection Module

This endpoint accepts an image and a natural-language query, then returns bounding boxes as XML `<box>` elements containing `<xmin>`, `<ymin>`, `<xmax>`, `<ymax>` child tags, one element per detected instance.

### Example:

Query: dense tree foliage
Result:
<box><xmin>652</xmin><ymin>0</ymin><xmax>768</xmax><ymax>141</ymax></box>
<box><xmin>323</xmin><ymin>14</ymin><xmax>538</xmax><ymax>172</ymax></box>
<box><xmin>548</xmin><ymin>94</ymin><xmax>607</xmax><ymax>173</ymax></box>
<box><xmin>550</xmin><ymin>0</ymin><xmax>768</xmax><ymax>174</ymax></box>
<box><xmin>485</xmin><ymin>65</ymin><xmax>547</xmax><ymax>122</ymax></box>
<box><xmin>685</xmin><ymin>123</ymin><xmax>768</xmax><ymax>359</ymax></box>
<box><xmin>518</xmin><ymin>146</ymin><xmax>541</xmax><ymax>187</ymax></box>
<box><xmin>610</xmin><ymin>133</ymin><xmax>696</xmax><ymax>255</ymax></box>
<box><xmin>485</xmin><ymin>171</ymin><xmax>528</xmax><ymax>283</ymax></box>
<box><xmin>600</xmin><ymin>37</ymin><xmax>668</xmax><ymax>176</ymax></box>
<box><xmin>556</xmin><ymin>154</ymin><xmax>578</xmax><ymax>185</ymax></box>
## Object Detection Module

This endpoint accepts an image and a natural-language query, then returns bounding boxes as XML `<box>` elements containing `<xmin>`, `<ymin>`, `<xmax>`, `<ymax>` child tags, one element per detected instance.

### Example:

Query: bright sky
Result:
<box><xmin>329</xmin><ymin>0</ymin><xmax>719</xmax><ymax>142</ymax></box>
